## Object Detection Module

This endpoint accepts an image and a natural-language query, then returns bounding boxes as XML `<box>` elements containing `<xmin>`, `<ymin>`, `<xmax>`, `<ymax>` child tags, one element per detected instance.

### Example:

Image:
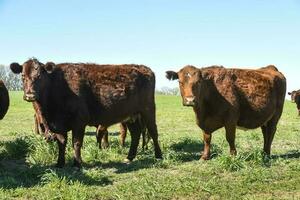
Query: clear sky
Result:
<box><xmin>0</xmin><ymin>0</ymin><xmax>299</xmax><ymax>93</ymax></box>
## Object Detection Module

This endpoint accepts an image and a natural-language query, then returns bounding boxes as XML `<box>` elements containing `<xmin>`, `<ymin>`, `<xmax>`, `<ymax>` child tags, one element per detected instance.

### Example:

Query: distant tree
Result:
<box><xmin>156</xmin><ymin>87</ymin><xmax>180</xmax><ymax>95</ymax></box>
<box><xmin>0</xmin><ymin>65</ymin><xmax>22</xmax><ymax>90</ymax></box>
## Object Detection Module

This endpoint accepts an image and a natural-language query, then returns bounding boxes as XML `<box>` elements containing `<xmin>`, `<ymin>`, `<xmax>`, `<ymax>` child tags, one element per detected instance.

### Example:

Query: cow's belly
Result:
<box><xmin>88</xmin><ymin>94</ymin><xmax>144</xmax><ymax>127</ymax></box>
<box><xmin>237</xmin><ymin>108</ymin><xmax>274</xmax><ymax>129</ymax></box>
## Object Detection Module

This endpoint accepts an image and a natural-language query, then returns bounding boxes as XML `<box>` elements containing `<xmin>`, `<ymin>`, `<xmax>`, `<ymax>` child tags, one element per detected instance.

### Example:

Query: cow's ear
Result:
<box><xmin>166</xmin><ymin>71</ymin><xmax>178</xmax><ymax>80</ymax></box>
<box><xmin>10</xmin><ymin>62</ymin><xmax>23</xmax><ymax>74</ymax></box>
<box><xmin>288</xmin><ymin>92</ymin><xmax>292</xmax><ymax>95</ymax></box>
<box><xmin>44</xmin><ymin>62</ymin><xmax>55</xmax><ymax>74</ymax></box>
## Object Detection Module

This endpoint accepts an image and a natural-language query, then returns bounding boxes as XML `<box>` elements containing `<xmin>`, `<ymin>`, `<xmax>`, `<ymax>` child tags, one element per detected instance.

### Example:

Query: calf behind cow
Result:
<box><xmin>288</xmin><ymin>90</ymin><xmax>300</xmax><ymax>116</ymax></box>
<box><xmin>10</xmin><ymin>59</ymin><xmax>162</xmax><ymax>168</ymax></box>
<box><xmin>166</xmin><ymin>65</ymin><xmax>286</xmax><ymax>159</ymax></box>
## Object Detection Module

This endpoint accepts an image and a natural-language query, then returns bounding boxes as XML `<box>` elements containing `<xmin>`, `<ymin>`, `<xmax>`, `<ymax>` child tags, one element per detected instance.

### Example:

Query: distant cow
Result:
<box><xmin>10</xmin><ymin>59</ymin><xmax>162</xmax><ymax>168</ymax></box>
<box><xmin>166</xmin><ymin>65</ymin><xmax>286</xmax><ymax>159</ymax></box>
<box><xmin>0</xmin><ymin>80</ymin><xmax>9</xmax><ymax>120</ymax></box>
<box><xmin>288</xmin><ymin>90</ymin><xmax>300</xmax><ymax>116</ymax></box>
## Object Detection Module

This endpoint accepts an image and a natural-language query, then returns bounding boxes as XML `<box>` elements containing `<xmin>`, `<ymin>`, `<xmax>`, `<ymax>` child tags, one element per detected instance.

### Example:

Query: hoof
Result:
<box><xmin>55</xmin><ymin>162</ymin><xmax>65</xmax><ymax>168</ymax></box>
<box><xmin>73</xmin><ymin>159</ymin><xmax>82</xmax><ymax>169</ymax></box>
<box><xmin>101</xmin><ymin>142</ymin><xmax>109</xmax><ymax>149</ymax></box>
<box><xmin>44</xmin><ymin>132</ymin><xmax>57</xmax><ymax>142</ymax></box>
<box><xmin>123</xmin><ymin>158</ymin><xmax>133</xmax><ymax>164</ymax></box>
<box><xmin>200</xmin><ymin>155</ymin><xmax>210</xmax><ymax>160</ymax></box>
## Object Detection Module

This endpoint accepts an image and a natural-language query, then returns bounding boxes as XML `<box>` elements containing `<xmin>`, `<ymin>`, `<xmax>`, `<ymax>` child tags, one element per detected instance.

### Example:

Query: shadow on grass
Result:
<box><xmin>85</xmin><ymin>131</ymin><xmax>120</xmax><ymax>137</ymax></box>
<box><xmin>0</xmin><ymin>137</ymin><xmax>113</xmax><ymax>189</ymax></box>
<box><xmin>271</xmin><ymin>150</ymin><xmax>300</xmax><ymax>160</ymax></box>
<box><xmin>169</xmin><ymin>138</ymin><xmax>222</xmax><ymax>162</ymax></box>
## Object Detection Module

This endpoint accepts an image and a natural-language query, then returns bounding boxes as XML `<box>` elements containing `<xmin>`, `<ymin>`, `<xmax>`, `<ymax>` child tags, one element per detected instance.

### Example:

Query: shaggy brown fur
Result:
<box><xmin>10</xmin><ymin>59</ymin><xmax>162</xmax><ymax>168</ymax></box>
<box><xmin>0</xmin><ymin>80</ymin><xmax>9</xmax><ymax>120</ymax></box>
<box><xmin>166</xmin><ymin>65</ymin><xmax>286</xmax><ymax>159</ymax></box>
<box><xmin>288</xmin><ymin>90</ymin><xmax>300</xmax><ymax>115</ymax></box>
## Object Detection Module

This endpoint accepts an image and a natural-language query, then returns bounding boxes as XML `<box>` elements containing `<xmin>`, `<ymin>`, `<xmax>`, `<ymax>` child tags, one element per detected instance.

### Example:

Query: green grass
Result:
<box><xmin>0</xmin><ymin>91</ymin><xmax>299</xmax><ymax>200</ymax></box>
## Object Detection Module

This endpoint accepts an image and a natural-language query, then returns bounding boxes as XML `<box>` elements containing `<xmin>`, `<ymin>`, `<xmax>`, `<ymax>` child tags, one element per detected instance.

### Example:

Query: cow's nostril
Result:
<box><xmin>184</xmin><ymin>96</ymin><xmax>196</xmax><ymax>106</ymax></box>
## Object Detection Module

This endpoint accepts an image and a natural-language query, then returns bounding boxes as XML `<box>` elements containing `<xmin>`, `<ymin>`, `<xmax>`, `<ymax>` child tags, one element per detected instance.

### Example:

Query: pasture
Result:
<box><xmin>0</xmin><ymin>91</ymin><xmax>299</xmax><ymax>200</ymax></box>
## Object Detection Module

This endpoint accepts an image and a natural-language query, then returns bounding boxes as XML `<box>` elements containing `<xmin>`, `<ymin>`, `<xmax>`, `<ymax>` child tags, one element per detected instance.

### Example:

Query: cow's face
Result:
<box><xmin>166</xmin><ymin>65</ymin><xmax>202</xmax><ymax>106</ymax></box>
<box><xmin>10</xmin><ymin>59</ymin><xmax>54</xmax><ymax>102</ymax></box>
<box><xmin>288</xmin><ymin>91</ymin><xmax>299</xmax><ymax>103</ymax></box>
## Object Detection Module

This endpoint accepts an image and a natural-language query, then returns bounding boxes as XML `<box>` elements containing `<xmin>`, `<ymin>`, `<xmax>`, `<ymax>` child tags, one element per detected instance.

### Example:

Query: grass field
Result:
<box><xmin>0</xmin><ymin>91</ymin><xmax>299</xmax><ymax>200</ymax></box>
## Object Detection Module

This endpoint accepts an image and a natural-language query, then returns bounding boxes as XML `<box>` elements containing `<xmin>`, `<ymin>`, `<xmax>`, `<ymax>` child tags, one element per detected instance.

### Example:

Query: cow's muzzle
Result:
<box><xmin>23</xmin><ymin>93</ymin><xmax>36</xmax><ymax>102</ymax></box>
<box><xmin>183</xmin><ymin>96</ymin><xmax>196</xmax><ymax>106</ymax></box>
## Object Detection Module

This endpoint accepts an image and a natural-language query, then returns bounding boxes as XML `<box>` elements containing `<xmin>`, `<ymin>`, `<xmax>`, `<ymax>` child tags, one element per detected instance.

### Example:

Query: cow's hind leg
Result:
<box><xmin>96</xmin><ymin>125</ymin><xmax>109</xmax><ymax>149</ymax></box>
<box><xmin>141</xmin><ymin>107</ymin><xmax>162</xmax><ymax>159</ymax></box>
<box><xmin>225</xmin><ymin>124</ymin><xmax>237</xmax><ymax>156</ymax></box>
<box><xmin>126</xmin><ymin>121</ymin><xmax>141</xmax><ymax>161</ymax></box>
<box><xmin>56</xmin><ymin>133</ymin><xmax>67</xmax><ymax>168</ymax></box>
<box><xmin>262</xmin><ymin>120</ymin><xmax>277</xmax><ymax>156</ymax></box>
<box><xmin>72</xmin><ymin>126</ymin><xmax>85</xmax><ymax>168</ymax></box>
<box><xmin>119</xmin><ymin>123</ymin><xmax>127</xmax><ymax>147</ymax></box>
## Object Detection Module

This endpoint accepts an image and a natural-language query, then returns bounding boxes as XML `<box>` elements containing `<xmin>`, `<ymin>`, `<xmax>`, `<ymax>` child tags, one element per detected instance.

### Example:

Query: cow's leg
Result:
<box><xmin>263</xmin><ymin>121</ymin><xmax>277</xmax><ymax>155</ymax></box>
<box><xmin>119</xmin><ymin>123</ymin><xmax>127</xmax><ymax>147</ymax></box>
<box><xmin>261</xmin><ymin>125</ymin><xmax>268</xmax><ymax>153</ymax></box>
<box><xmin>142</xmin><ymin>107</ymin><xmax>162</xmax><ymax>159</ymax></box>
<box><xmin>72</xmin><ymin>126</ymin><xmax>85</xmax><ymax>168</ymax></box>
<box><xmin>56</xmin><ymin>133</ymin><xmax>67</xmax><ymax>168</ymax></box>
<box><xmin>96</xmin><ymin>125</ymin><xmax>108</xmax><ymax>149</ymax></box>
<box><xmin>225</xmin><ymin>124</ymin><xmax>237</xmax><ymax>156</ymax></box>
<box><xmin>126</xmin><ymin>121</ymin><xmax>141</xmax><ymax>161</ymax></box>
<box><xmin>34</xmin><ymin>114</ymin><xmax>40</xmax><ymax>135</ymax></box>
<box><xmin>102</xmin><ymin>130</ymin><xmax>109</xmax><ymax>149</ymax></box>
<box><xmin>201</xmin><ymin>131</ymin><xmax>212</xmax><ymax>160</ymax></box>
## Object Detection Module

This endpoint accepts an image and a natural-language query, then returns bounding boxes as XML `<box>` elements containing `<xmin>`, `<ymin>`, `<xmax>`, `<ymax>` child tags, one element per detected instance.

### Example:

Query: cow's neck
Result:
<box><xmin>194</xmin><ymin>79</ymin><xmax>225</xmax><ymax>132</ymax></box>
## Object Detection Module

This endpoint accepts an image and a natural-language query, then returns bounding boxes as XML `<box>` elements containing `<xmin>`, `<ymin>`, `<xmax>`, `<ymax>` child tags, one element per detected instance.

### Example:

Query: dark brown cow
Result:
<box><xmin>166</xmin><ymin>65</ymin><xmax>286</xmax><ymax>159</ymax></box>
<box><xmin>10</xmin><ymin>58</ymin><xmax>162</xmax><ymax>168</ymax></box>
<box><xmin>0</xmin><ymin>80</ymin><xmax>9</xmax><ymax>120</ymax></box>
<box><xmin>288</xmin><ymin>90</ymin><xmax>300</xmax><ymax>116</ymax></box>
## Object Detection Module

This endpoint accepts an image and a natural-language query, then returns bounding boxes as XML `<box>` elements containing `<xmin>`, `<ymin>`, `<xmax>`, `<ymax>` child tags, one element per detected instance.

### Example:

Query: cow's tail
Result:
<box><xmin>0</xmin><ymin>81</ymin><xmax>9</xmax><ymax>120</ymax></box>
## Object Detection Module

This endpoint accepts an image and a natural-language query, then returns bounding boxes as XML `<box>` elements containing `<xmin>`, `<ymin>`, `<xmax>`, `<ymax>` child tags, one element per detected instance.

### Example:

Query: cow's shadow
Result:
<box><xmin>0</xmin><ymin>137</ymin><xmax>113</xmax><ymax>189</ymax></box>
<box><xmin>271</xmin><ymin>150</ymin><xmax>300</xmax><ymax>160</ymax></box>
<box><xmin>169</xmin><ymin>138</ymin><xmax>222</xmax><ymax>162</ymax></box>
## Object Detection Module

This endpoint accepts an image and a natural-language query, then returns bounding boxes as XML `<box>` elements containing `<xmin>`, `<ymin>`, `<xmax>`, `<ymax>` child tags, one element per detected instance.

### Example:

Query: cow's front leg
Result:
<box><xmin>201</xmin><ymin>131</ymin><xmax>212</xmax><ymax>160</ymax></box>
<box><xmin>56</xmin><ymin>133</ymin><xmax>67</xmax><ymax>168</ymax></box>
<box><xmin>72</xmin><ymin>126</ymin><xmax>85</xmax><ymax>168</ymax></box>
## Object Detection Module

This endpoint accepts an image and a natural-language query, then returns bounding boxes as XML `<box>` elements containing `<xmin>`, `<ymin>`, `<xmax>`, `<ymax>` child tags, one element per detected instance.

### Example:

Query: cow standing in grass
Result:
<box><xmin>166</xmin><ymin>65</ymin><xmax>286</xmax><ymax>159</ymax></box>
<box><xmin>288</xmin><ymin>90</ymin><xmax>300</xmax><ymax>116</ymax></box>
<box><xmin>10</xmin><ymin>59</ymin><xmax>162</xmax><ymax>168</ymax></box>
<box><xmin>0</xmin><ymin>80</ymin><xmax>9</xmax><ymax>120</ymax></box>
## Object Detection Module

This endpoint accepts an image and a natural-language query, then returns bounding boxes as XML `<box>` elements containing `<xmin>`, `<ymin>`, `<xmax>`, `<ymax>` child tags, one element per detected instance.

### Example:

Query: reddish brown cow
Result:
<box><xmin>166</xmin><ymin>65</ymin><xmax>286</xmax><ymax>159</ymax></box>
<box><xmin>0</xmin><ymin>80</ymin><xmax>9</xmax><ymax>120</ymax></box>
<box><xmin>10</xmin><ymin>58</ymin><xmax>162</xmax><ymax>168</ymax></box>
<box><xmin>288</xmin><ymin>90</ymin><xmax>300</xmax><ymax>116</ymax></box>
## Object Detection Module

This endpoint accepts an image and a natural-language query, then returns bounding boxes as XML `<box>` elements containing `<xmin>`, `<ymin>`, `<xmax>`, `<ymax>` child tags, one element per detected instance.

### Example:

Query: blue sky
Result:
<box><xmin>0</xmin><ymin>0</ymin><xmax>299</xmax><ymax>93</ymax></box>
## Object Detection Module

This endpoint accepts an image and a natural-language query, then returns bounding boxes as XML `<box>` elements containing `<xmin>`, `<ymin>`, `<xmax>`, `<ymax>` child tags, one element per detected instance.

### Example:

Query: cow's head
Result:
<box><xmin>288</xmin><ymin>90</ymin><xmax>300</xmax><ymax>103</ymax></box>
<box><xmin>166</xmin><ymin>65</ymin><xmax>202</xmax><ymax>106</ymax></box>
<box><xmin>10</xmin><ymin>58</ymin><xmax>55</xmax><ymax>102</ymax></box>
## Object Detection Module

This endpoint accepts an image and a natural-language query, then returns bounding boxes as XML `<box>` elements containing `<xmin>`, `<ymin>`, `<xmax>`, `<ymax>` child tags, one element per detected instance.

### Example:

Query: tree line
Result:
<box><xmin>0</xmin><ymin>65</ymin><xmax>22</xmax><ymax>90</ymax></box>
